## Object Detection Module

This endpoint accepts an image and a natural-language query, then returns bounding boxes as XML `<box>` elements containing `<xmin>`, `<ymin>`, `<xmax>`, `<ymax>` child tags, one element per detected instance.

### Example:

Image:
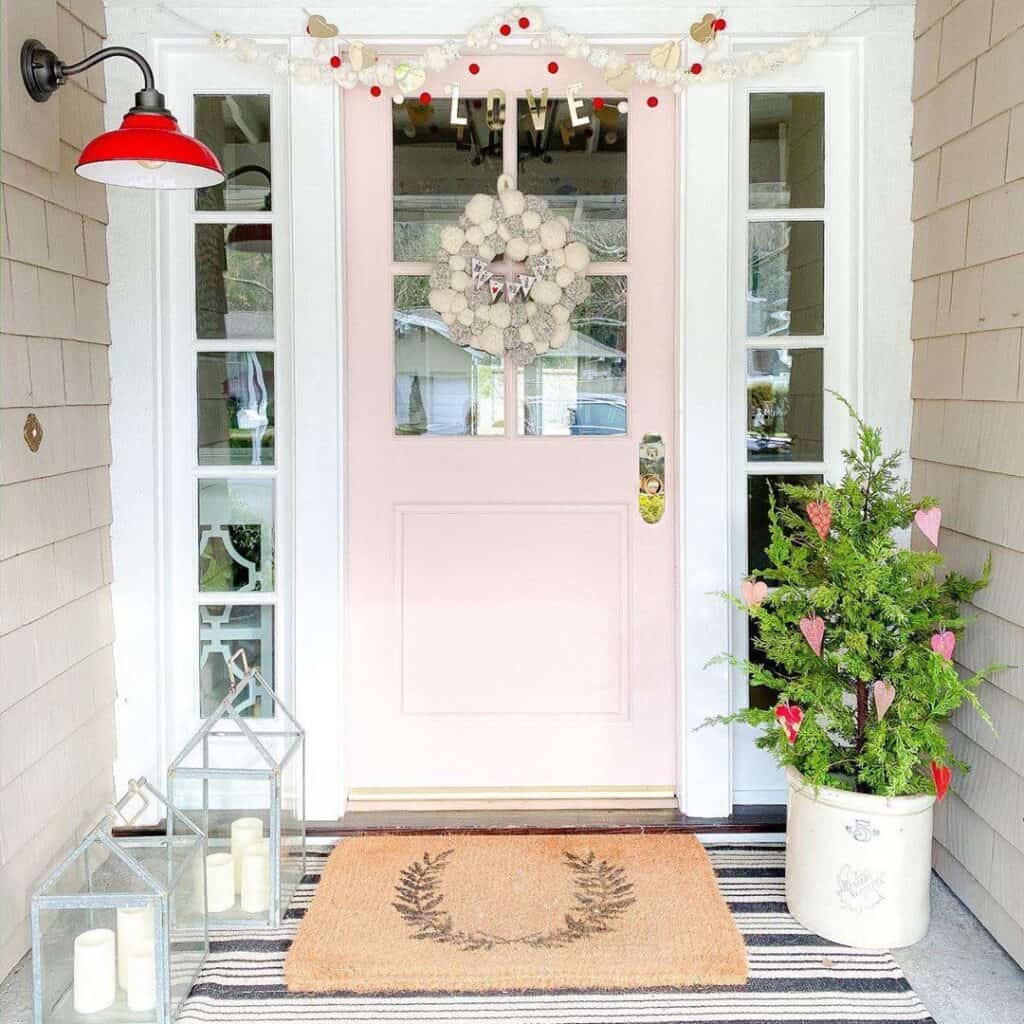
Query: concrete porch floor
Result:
<box><xmin>2</xmin><ymin>873</ymin><xmax>1021</xmax><ymax>1023</ymax></box>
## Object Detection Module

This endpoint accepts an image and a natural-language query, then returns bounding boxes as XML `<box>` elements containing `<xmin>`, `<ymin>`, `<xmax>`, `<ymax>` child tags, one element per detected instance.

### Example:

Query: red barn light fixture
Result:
<box><xmin>21</xmin><ymin>39</ymin><xmax>224</xmax><ymax>190</ymax></box>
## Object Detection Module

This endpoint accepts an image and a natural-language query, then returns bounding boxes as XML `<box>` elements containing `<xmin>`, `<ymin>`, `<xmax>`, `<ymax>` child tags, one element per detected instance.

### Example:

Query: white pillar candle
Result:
<box><xmin>123</xmin><ymin>939</ymin><xmax>157</xmax><ymax>1012</ymax></box>
<box><xmin>240</xmin><ymin>838</ymin><xmax>271</xmax><ymax>914</ymax></box>
<box><xmin>115</xmin><ymin>905</ymin><xmax>154</xmax><ymax>990</ymax></box>
<box><xmin>206</xmin><ymin>852</ymin><xmax>235</xmax><ymax>913</ymax></box>
<box><xmin>73</xmin><ymin>928</ymin><xmax>116</xmax><ymax>1014</ymax></box>
<box><xmin>230</xmin><ymin>817</ymin><xmax>263</xmax><ymax>893</ymax></box>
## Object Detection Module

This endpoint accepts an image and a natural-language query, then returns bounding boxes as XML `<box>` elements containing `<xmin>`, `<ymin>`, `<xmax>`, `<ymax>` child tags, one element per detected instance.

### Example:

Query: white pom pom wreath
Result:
<box><xmin>428</xmin><ymin>177</ymin><xmax>593</xmax><ymax>364</ymax></box>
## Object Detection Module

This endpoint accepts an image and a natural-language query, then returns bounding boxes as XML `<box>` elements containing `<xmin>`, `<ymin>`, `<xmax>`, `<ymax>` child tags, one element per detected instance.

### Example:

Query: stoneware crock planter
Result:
<box><xmin>785</xmin><ymin>766</ymin><xmax>936</xmax><ymax>948</ymax></box>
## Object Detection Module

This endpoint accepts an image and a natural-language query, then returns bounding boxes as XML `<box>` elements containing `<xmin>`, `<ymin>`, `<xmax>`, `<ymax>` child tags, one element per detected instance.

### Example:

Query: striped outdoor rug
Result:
<box><xmin>178</xmin><ymin>843</ymin><xmax>936</xmax><ymax>1023</ymax></box>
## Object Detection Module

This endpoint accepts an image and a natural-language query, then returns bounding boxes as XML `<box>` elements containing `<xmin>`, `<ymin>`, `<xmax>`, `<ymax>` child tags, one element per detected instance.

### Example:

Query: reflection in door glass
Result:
<box><xmin>747</xmin><ymin>220</ymin><xmax>824</xmax><ymax>337</ymax></box>
<box><xmin>393</xmin><ymin>98</ymin><xmax>503</xmax><ymax>261</ymax></box>
<box><xmin>194</xmin><ymin>94</ymin><xmax>272</xmax><ymax>212</ymax></box>
<box><xmin>195</xmin><ymin>224</ymin><xmax>274</xmax><ymax>339</ymax></box>
<box><xmin>746</xmin><ymin>348</ymin><xmax>823</xmax><ymax>462</ymax></box>
<box><xmin>199</xmin><ymin>604</ymin><xmax>274</xmax><ymax>717</ymax></box>
<box><xmin>748</xmin><ymin>93</ymin><xmax>825</xmax><ymax>210</ymax></box>
<box><xmin>516</xmin><ymin>97</ymin><xmax>627</xmax><ymax>261</ymax></box>
<box><xmin>518</xmin><ymin>276</ymin><xmax>626</xmax><ymax>436</ymax></box>
<box><xmin>197</xmin><ymin>351</ymin><xmax>274</xmax><ymax>466</ymax></box>
<box><xmin>393</xmin><ymin>276</ymin><xmax>504</xmax><ymax>435</ymax></box>
<box><xmin>747</xmin><ymin>474</ymin><xmax>823</xmax><ymax>573</ymax></box>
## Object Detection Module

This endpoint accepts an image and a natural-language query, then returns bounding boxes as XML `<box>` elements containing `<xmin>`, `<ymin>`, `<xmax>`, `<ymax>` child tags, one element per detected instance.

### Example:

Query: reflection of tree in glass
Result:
<box><xmin>407</xmin><ymin>375</ymin><xmax>427</xmax><ymax>434</ymax></box>
<box><xmin>573</xmin><ymin>275</ymin><xmax>626</xmax><ymax>352</ymax></box>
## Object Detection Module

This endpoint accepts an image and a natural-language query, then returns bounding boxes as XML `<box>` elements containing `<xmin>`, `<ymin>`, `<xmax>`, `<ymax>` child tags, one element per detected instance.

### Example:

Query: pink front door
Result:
<box><xmin>345</xmin><ymin>57</ymin><xmax>678</xmax><ymax>797</ymax></box>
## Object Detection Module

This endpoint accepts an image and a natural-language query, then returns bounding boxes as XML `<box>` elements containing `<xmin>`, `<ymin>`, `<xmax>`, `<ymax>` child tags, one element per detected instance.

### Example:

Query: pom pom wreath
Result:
<box><xmin>540</xmin><ymin>219</ymin><xmax>568</xmax><ymax>250</ymax></box>
<box><xmin>464</xmin><ymin>194</ymin><xmax>494</xmax><ymax>224</ymax></box>
<box><xmin>499</xmin><ymin>188</ymin><xmax>527</xmax><ymax>216</ymax></box>
<box><xmin>564</xmin><ymin>241</ymin><xmax>591</xmax><ymax>272</ymax></box>
<box><xmin>440</xmin><ymin>226</ymin><xmax>465</xmax><ymax>253</ymax></box>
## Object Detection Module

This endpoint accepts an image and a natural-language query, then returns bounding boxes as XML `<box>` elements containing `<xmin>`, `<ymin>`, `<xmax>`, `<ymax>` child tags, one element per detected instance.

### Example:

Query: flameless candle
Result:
<box><xmin>124</xmin><ymin>940</ymin><xmax>157</xmax><ymax>1012</ymax></box>
<box><xmin>115</xmin><ymin>905</ymin><xmax>154</xmax><ymax>990</ymax></box>
<box><xmin>230</xmin><ymin>817</ymin><xmax>263</xmax><ymax>892</ymax></box>
<box><xmin>206</xmin><ymin>852</ymin><xmax>235</xmax><ymax>913</ymax></box>
<box><xmin>240</xmin><ymin>838</ymin><xmax>271</xmax><ymax>913</ymax></box>
<box><xmin>73</xmin><ymin>928</ymin><xmax>116</xmax><ymax>1014</ymax></box>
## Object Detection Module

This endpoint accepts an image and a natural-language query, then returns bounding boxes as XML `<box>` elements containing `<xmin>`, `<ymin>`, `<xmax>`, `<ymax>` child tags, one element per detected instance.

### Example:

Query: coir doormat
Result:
<box><xmin>284</xmin><ymin>833</ymin><xmax>747</xmax><ymax>994</ymax></box>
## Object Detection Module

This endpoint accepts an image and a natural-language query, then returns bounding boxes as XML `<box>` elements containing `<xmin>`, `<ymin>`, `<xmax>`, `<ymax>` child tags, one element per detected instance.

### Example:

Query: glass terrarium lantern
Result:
<box><xmin>31</xmin><ymin>778</ymin><xmax>208</xmax><ymax>1024</ymax></box>
<box><xmin>168</xmin><ymin>649</ymin><xmax>305</xmax><ymax>928</ymax></box>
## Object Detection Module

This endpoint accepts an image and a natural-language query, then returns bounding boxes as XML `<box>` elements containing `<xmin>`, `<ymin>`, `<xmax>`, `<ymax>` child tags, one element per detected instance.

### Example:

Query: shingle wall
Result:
<box><xmin>909</xmin><ymin>0</ymin><xmax>1024</xmax><ymax>968</ymax></box>
<box><xmin>0</xmin><ymin>0</ymin><xmax>116</xmax><ymax>979</ymax></box>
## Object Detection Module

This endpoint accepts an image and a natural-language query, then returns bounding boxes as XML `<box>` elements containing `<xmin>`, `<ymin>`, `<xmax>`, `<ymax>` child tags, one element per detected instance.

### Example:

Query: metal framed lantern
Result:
<box><xmin>167</xmin><ymin>650</ymin><xmax>305</xmax><ymax>928</ymax></box>
<box><xmin>31</xmin><ymin>778</ymin><xmax>208</xmax><ymax>1024</ymax></box>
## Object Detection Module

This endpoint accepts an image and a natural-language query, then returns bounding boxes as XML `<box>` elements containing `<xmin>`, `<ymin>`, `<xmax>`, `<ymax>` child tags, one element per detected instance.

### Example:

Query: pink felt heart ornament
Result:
<box><xmin>873</xmin><ymin>679</ymin><xmax>896</xmax><ymax>721</ymax></box>
<box><xmin>741</xmin><ymin>579</ymin><xmax>768</xmax><ymax>608</ymax></box>
<box><xmin>930</xmin><ymin>760</ymin><xmax>952</xmax><ymax>801</ymax></box>
<box><xmin>915</xmin><ymin>506</ymin><xmax>941</xmax><ymax>547</ymax></box>
<box><xmin>807</xmin><ymin>500</ymin><xmax>833</xmax><ymax>541</ymax></box>
<box><xmin>774</xmin><ymin>704</ymin><xmax>804</xmax><ymax>744</ymax></box>
<box><xmin>930</xmin><ymin>630</ymin><xmax>955</xmax><ymax>661</ymax></box>
<box><xmin>799</xmin><ymin>614</ymin><xmax>825</xmax><ymax>656</ymax></box>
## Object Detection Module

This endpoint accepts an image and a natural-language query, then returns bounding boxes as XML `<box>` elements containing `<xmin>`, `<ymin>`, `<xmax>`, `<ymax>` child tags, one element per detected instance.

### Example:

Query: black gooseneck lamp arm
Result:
<box><xmin>21</xmin><ymin>39</ymin><xmax>173</xmax><ymax>116</ymax></box>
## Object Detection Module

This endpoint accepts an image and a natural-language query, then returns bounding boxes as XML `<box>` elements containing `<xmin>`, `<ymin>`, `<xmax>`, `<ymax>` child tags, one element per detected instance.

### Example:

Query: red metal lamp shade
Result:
<box><xmin>226</xmin><ymin>223</ymin><xmax>273</xmax><ymax>253</ymax></box>
<box><xmin>77</xmin><ymin>112</ymin><xmax>224</xmax><ymax>190</ymax></box>
<box><xmin>21</xmin><ymin>39</ymin><xmax>225</xmax><ymax>191</ymax></box>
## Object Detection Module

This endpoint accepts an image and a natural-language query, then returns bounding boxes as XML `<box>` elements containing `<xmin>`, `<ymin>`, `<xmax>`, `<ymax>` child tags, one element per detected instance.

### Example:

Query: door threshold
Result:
<box><xmin>345</xmin><ymin>786</ymin><xmax>677</xmax><ymax>813</ymax></box>
<box><xmin>308</xmin><ymin>804</ymin><xmax>786</xmax><ymax>836</ymax></box>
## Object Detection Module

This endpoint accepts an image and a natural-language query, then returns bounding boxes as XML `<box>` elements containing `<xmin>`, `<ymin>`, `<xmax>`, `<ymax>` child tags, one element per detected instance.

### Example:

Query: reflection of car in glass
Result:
<box><xmin>747</xmin><ymin>433</ymin><xmax>792</xmax><ymax>456</ymax></box>
<box><xmin>568</xmin><ymin>394</ymin><xmax>627</xmax><ymax>435</ymax></box>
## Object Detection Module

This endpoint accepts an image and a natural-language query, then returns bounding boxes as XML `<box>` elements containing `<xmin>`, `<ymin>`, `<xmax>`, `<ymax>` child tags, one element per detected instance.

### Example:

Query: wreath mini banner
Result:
<box><xmin>157</xmin><ymin>3</ymin><xmax>874</xmax><ymax>98</ymax></box>
<box><xmin>429</xmin><ymin>175</ymin><xmax>591</xmax><ymax>364</ymax></box>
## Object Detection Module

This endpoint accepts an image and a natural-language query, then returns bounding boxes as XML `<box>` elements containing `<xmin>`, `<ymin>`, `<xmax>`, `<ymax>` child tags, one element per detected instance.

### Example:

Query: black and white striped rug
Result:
<box><xmin>178</xmin><ymin>843</ymin><xmax>936</xmax><ymax>1023</ymax></box>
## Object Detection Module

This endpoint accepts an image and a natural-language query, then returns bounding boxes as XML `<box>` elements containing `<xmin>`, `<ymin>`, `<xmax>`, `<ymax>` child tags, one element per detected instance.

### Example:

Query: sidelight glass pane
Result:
<box><xmin>516</xmin><ymin>97</ymin><xmax>627</xmax><ymax>261</ymax></box>
<box><xmin>747</xmin><ymin>473</ymin><xmax>823</xmax><ymax>573</ymax></box>
<box><xmin>749</xmin><ymin>93</ymin><xmax>825</xmax><ymax>209</ymax></box>
<box><xmin>393</xmin><ymin>98</ymin><xmax>502</xmax><ymax>261</ymax></box>
<box><xmin>747</xmin><ymin>221</ymin><xmax>824</xmax><ymax>337</ymax></box>
<box><xmin>195</xmin><ymin>224</ymin><xmax>273</xmax><ymax>338</ymax></box>
<box><xmin>199</xmin><ymin>605</ymin><xmax>275</xmax><ymax>717</ymax></box>
<box><xmin>194</xmin><ymin>94</ymin><xmax>272</xmax><ymax>212</ymax></box>
<box><xmin>746</xmin><ymin>348</ymin><xmax>823</xmax><ymax>462</ymax></box>
<box><xmin>197</xmin><ymin>351</ymin><xmax>275</xmax><ymax>466</ymax></box>
<box><xmin>518</xmin><ymin>275</ymin><xmax>626</xmax><ymax>436</ymax></box>
<box><xmin>198</xmin><ymin>478</ymin><xmax>274</xmax><ymax>592</ymax></box>
<box><xmin>747</xmin><ymin>617</ymin><xmax>783</xmax><ymax>710</ymax></box>
<box><xmin>393</xmin><ymin>276</ymin><xmax>504</xmax><ymax>435</ymax></box>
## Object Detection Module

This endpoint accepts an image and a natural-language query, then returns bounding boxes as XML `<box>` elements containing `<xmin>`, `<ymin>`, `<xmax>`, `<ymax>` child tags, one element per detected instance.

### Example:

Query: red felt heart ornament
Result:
<box><xmin>775</xmin><ymin>704</ymin><xmax>803</xmax><ymax>744</ymax></box>
<box><xmin>930</xmin><ymin>630</ymin><xmax>955</xmax><ymax>661</ymax></box>
<box><xmin>741</xmin><ymin>578</ymin><xmax>768</xmax><ymax>608</ymax></box>
<box><xmin>930</xmin><ymin>760</ymin><xmax>951</xmax><ymax>801</ymax></box>
<box><xmin>873</xmin><ymin>679</ymin><xmax>896</xmax><ymax>721</ymax></box>
<box><xmin>914</xmin><ymin>506</ymin><xmax>941</xmax><ymax>547</ymax></box>
<box><xmin>800</xmin><ymin>614</ymin><xmax>825</xmax><ymax>656</ymax></box>
<box><xmin>807</xmin><ymin>500</ymin><xmax>833</xmax><ymax>541</ymax></box>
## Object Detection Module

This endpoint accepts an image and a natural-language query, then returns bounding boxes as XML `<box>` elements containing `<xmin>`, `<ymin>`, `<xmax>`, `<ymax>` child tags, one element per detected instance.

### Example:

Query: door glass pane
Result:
<box><xmin>199</xmin><ymin>605</ymin><xmax>274</xmax><ymax>717</ymax></box>
<box><xmin>749</xmin><ymin>93</ymin><xmax>825</xmax><ymax>209</ymax></box>
<box><xmin>394</xmin><ymin>98</ymin><xmax>502</xmax><ymax>261</ymax></box>
<box><xmin>197</xmin><ymin>351</ymin><xmax>274</xmax><ymax>466</ymax></box>
<box><xmin>394</xmin><ymin>276</ymin><xmax>504</xmax><ymax>435</ymax></box>
<box><xmin>194</xmin><ymin>94</ymin><xmax>272</xmax><ymax>212</ymax></box>
<box><xmin>748</xmin><ymin>617</ymin><xmax>782</xmax><ymax>710</ymax></box>
<box><xmin>747</xmin><ymin>474</ymin><xmax>822</xmax><ymax>573</ymax></box>
<box><xmin>516</xmin><ymin>97</ymin><xmax>627</xmax><ymax>261</ymax></box>
<box><xmin>747</xmin><ymin>221</ymin><xmax>824</xmax><ymax>337</ymax></box>
<box><xmin>746</xmin><ymin>348</ymin><xmax>823</xmax><ymax>462</ymax></box>
<box><xmin>518</xmin><ymin>275</ymin><xmax>626</xmax><ymax>436</ymax></box>
<box><xmin>198</xmin><ymin>479</ymin><xmax>274</xmax><ymax>592</ymax></box>
<box><xmin>195</xmin><ymin>224</ymin><xmax>273</xmax><ymax>338</ymax></box>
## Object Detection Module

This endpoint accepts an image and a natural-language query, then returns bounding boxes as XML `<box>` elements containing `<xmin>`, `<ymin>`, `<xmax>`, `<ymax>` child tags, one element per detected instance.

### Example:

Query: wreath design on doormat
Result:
<box><xmin>391</xmin><ymin>849</ymin><xmax>637</xmax><ymax>951</ymax></box>
<box><xmin>428</xmin><ymin>175</ymin><xmax>592</xmax><ymax>366</ymax></box>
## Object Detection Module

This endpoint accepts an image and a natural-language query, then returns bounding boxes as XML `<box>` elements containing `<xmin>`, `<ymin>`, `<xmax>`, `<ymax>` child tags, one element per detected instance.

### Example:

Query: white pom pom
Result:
<box><xmin>499</xmin><ymin>189</ymin><xmax>526</xmax><ymax>216</ymax></box>
<box><xmin>450</xmin><ymin>255</ymin><xmax>467</xmax><ymax>271</ymax></box>
<box><xmin>497</xmin><ymin>223</ymin><xmax>512</xmax><ymax>241</ymax></box>
<box><xmin>477</xmin><ymin>242</ymin><xmax>497</xmax><ymax>262</ymax></box>
<box><xmin>533</xmin><ymin>337</ymin><xmax>550</xmax><ymax>354</ymax></box>
<box><xmin>441</xmin><ymin>310</ymin><xmax>456</xmax><ymax>324</ymax></box>
<box><xmin>450</xmin><ymin>269</ymin><xmax>470</xmax><ymax>290</ymax></box>
<box><xmin>466</xmin><ymin>225</ymin><xmax>485</xmax><ymax>245</ymax></box>
<box><xmin>527</xmin><ymin>241</ymin><xmax>544</xmax><ymax>255</ymax></box>
<box><xmin>522</xmin><ymin>210</ymin><xmax>542</xmax><ymax>231</ymax></box>
<box><xmin>451</xmin><ymin>292</ymin><xmax>468</xmax><ymax>312</ymax></box>
<box><xmin>505</xmin><ymin>237</ymin><xmax>529</xmax><ymax>262</ymax></box>
<box><xmin>481</xmin><ymin>326</ymin><xmax>503</xmax><ymax>354</ymax></box>
<box><xmin>525</xmin><ymin>301</ymin><xmax>537</xmax><ymax>319</ymax></box>
<box><xmin>564</xmin><ymin>241</ymin><xmax>590</xmax><ymax>272</ymax></box>
<box><xmin>549</xmin><ymin>249</ymin><xmax>566</xmax><ymax>268</ymax></box>
<box><xmin>481</xmin><ymin>219</ymin><xmax>497</xmax><ymax>236</ymax></box>
<box><xmin>429</xmin><ymin>288</ymin><xmax>454</xmax><ymax>313</ymax></box>
<box><xmin>457</xmin><ymin>308</ymin><xmax>474</xmax><ymax>326</ymax></box>
<box><xmin>551</xmin><ymin>303</ymin><xmax>571</xmax><ymax>323</ymax></box>
<box><xmin>465</xmin><ymin>194</ymin><xmax>495</xmax><ymax>225</ymax></box>
<box><xmin>490</xmin><ymin>303</ymin><xmax>511</xmax><ymax>328</ymax></box>
<box><xmin>532</xmin><ymin>280</ymin><xmax>562</xmax><ymax>306</ymax></box>
<box><xmin>440</xmin><ymin>226</ymin><xmax>465</xmax><ymax>254</ymax></box>
<box><xmin>519</xmin><ymin>324</ymin><xmax>536</xmax><ymax>345</ymax></box>
<box><xmin>550</xmin><ymin>325</ymin><xmax>571</xmax><ymax>348</ymax></box>
<box><xmin>555</xmin><ymin>266</ymin><xmax>574</xmax><ymax>287</ymax></box>
<box><xmin>540</xmin><ymin>219</ymin><xmax>567</xmax><ymax>250</ymax></box>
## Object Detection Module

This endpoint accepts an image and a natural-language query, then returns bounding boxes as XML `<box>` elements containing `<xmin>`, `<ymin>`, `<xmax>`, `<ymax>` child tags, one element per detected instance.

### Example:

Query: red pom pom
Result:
<box><xmin>690</xmin><ymin>62</ymin><xmax>703</xmax><ymax>75</ymax></box>
<box><xmin>518</xmin><ymin>16</ymin><xmax>530</xmax><ymax>29</ymax></box>
<box><xmin>646</xmin><ymin>95</ymin><xmax>659</xmax><ymax>108</ymax></box>
<box><xmin>593</xmin><ymin>97</ymin><xmax>605</xmax><ymax>110</ymax></box>
<box><xmin>547</xmin><ymin>61</ymin><xmax>559</xmax><ymax>74</ymax></box>
<box><xmin>499</xmin><ymin>23</ymin><xmax>512</xmax><ymax>36</ymax></box>
<box><xmin>419</xmin><ymin>91</ymin><xmax>432</xmax><ymax>105</ymax></box>
<box><xmin>329</xmin><ymin>55</ymin><xmax>342</xmax><ymax>68</ymax></box>
<box><xmin>468</xmin><ymin>62</ymin><xmax>480</xmax><ymax>75</ymax></box>
<box><xmin>370</xmin><ymin>85</ymin><xmax>382</xmax><ymax>97</ymax></box>
<box><xmin>714</xmin><ymin>17</ymin><xmax>727</xmax><ymax>31</ymax></box>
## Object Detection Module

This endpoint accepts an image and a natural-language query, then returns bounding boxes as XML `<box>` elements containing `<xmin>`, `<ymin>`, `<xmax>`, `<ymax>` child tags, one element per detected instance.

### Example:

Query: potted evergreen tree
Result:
<box><xmin>709</xmin><ymin>395</ymin><xmax>997</xmax><ymax>948</ymax></box>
